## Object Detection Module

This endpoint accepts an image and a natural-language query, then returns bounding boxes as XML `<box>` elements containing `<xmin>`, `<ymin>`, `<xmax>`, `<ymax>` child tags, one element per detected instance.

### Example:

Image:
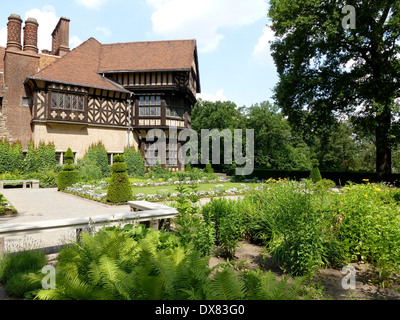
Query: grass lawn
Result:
<box><xmin>129</xmin><ymin>182</ymin><xmax>254</xmax><ymax>196</ymax></box>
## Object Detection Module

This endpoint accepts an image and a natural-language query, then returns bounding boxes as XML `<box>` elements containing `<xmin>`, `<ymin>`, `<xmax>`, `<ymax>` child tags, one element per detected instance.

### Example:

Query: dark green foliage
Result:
<box><xmin>35</xmin><ymin>226</ymin><xmax>310</xmax><ymax>300</ymax></box>
<box><xmin>173</xmin><ymin>185</ymin><xmax>216</xmax><ymax>257</ymax></box>
<box><xmin>0</xmin><ymin>250</ymin><xmax>47</xmax><ymax>283</ymax></box>
<box><xmin>201</xmin><ymin>198</ymin><xmax>246</xmax><ymax>258</ymax></box>
<box><xmin>58</xmin><ymin>171</ymin><xmax>80</xmax><ymax>191</ymax></box>
<box><xmin>58</xmin><ymin>148</ymin><xmax>79</xmax><ymax>191</ymax></box>
<box><xmin>5</xmin><ymin>272</ymin><xmax>43</xmax><ymax>298</ymax></box>
<box><xmin>185</xmin><ymin>162</ymin><xmax>192</xmax><ymax>172</ymax></box>
<box><xmin>0</xmin><ymin>140</ymin><xmax>24</xmax><ymax>174</ymax></box>
<box><xmin>35</xmin><ymin>142</ymin><xmax>57</xmax><ymax>172</ymax></box>
<box><xmin>310</xmin><ymin>159</ymin><xmax>322</xmax><ymax>183</ymax></box>
<box><xmin>83</xmin><ymin>142</ymin><xmax>110</xmax><ymax>177</ymax></box>
<box><xmin>205</xmin><ymin>162</ymin><xmax>213</xmax><ymax>174</ymax></box>
<box><xmin>106</xmin><ymin>154</ymin><xmax>133</xmax><ymax>203</ymax></box>
<box><xmin>124</xmin><ymin>147</ymin><xmax>146</xmax><ymax>177</ymax></box>
<box><xmin>24</xmin><ymin>141</ymin><xmax>37</xmax><ymax>173</ymax></box>
<box><xmin>63</xmin><ymin>148</ymin><xmax>75</xmax><ymax>165</ymax></box>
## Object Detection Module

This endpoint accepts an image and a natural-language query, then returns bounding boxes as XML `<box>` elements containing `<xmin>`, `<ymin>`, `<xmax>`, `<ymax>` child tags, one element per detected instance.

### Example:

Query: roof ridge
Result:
<box><xmin>100</xmin><ymin>39</ymin><xmax>196</xmax><ymax>47</ymax></box>
<box><xmin>32</xmin><ymin>37</ymin><xmax>102</xmax><ymax>77</ymax></box>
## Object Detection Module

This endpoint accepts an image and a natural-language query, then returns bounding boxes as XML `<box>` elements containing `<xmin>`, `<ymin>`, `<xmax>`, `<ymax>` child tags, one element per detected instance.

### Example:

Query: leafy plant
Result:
<box><xmin>173</xmin><ymin>185</ymin><xmax>215</xmax><ymax>257</ymax></box>
<box><xmin>58</xmin><ymin>148</ymin><xmax>79</xmax><ymax>191</ymax></box>
<box><xmin>106</xmin><ymin>155</ymin><xmax>133</xmax><ymax>203</ymax></box>
<box><xmin>124</xmin><ymin>147</ymin><xmax>146</xmax><ymax>177</ymax></box>
<box><xmin>310</xmin><ymin>159</ymin><xmax>322</xmax><ymax>183</ymax></box>
<box><xmin>201</xmin><ymin>198</ymin><xmax>246</xmax><ymax>258</ymax></box>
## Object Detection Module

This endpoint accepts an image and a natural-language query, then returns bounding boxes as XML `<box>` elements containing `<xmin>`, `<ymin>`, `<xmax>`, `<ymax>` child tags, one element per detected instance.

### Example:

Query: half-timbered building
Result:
<box><xmin>0</xmin><ymin>14</ymin><xmax>200</xmax><ymax>170</ymax></box>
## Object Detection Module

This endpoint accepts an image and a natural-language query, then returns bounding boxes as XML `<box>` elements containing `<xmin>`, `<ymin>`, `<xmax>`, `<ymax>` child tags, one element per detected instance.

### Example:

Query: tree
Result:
<box><xmin>245</xmin><ymin>101</ymin><xmax>312</xmax><ymax>170</ymax></box>
<box><xmin>269</xmin><ymin>0</ymin><xmax>400</xmax><ymax>173</ymax></box>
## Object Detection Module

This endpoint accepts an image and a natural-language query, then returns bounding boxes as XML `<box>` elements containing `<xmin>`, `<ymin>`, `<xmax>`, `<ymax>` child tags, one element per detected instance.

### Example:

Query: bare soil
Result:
<box><xmin>209</xmin><ymin>241</ymin><xmax>400</xmax><ymax>300</ymax></box>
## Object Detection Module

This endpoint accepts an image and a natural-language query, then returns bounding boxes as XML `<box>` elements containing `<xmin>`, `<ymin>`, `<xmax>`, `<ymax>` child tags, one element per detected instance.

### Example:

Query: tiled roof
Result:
<box><xmin>98</xmin><ymin>39</ymin><xmax>197</xmax><ymax>72</ymax></box>
<box><xmin>29</xmin><ymin>38</ymin><xmax>199</xmax><ymax>93</ymax></box>
<box><xmin>29</xmin><ymin>38</ymin><xmax>129</xmax><ymax>93</ymax></box>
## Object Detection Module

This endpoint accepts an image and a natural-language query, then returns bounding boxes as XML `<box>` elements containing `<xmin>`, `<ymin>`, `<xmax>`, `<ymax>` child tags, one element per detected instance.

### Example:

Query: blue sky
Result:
<box><xmin>0</xmin><ymin>0</ymin><xmax>277</xmax><ymax>107</ymax></box>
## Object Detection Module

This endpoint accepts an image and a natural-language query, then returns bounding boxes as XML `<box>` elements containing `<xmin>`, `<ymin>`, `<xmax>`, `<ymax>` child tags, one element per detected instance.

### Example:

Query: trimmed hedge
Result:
<box><xmin>58</xmin><ymin>148</ymin><xmax>79</xmax><ymax>191</ymax></box>
<box><xmin>248</xmin><ymin>168</ymin><xmax>400</xmax><ymax>187</ymax></box>
<box><xmin>106</xmin><ymin>155</ymin><xmax>133</xmax><ymax>203</ymax></box>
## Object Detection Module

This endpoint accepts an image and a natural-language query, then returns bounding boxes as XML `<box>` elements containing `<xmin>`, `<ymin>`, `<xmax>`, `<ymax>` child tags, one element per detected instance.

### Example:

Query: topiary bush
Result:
<box><xmin>106</xmin><ymin>154</ymin><xmax>133</xmax><ymax>203</ymax></box>
<box><xmin>58</xmin><ymin>148</ymin><xmax>79</xmax><ymax>191</ymax></box>
<box><xmin>310</xmin><ymin>159</ymin><xmax>322</xmax><ymax>183</ymax></box>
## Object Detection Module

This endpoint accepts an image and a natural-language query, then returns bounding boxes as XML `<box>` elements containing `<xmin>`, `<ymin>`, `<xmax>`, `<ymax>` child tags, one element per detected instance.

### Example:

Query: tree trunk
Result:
<box><xmin>375</xmin><ymin>109</ymin><xmax>392</xmax><ymax>173</ymax></box>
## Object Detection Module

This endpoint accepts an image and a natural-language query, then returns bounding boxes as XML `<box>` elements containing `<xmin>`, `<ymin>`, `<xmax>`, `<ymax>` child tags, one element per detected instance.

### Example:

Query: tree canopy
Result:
<box><xmin>268</xmin><ymin>0</ymin><xmax>400</xmax><ymax>172</ymax></box>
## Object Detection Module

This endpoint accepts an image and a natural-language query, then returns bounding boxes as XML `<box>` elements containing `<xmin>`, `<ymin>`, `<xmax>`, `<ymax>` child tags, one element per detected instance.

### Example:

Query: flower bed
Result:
<box><xmin>0</xmin><ymin>193</ymin><xmax>17</xmax><ymax>216</ymax></box>
<box><xmin>64</xmin><ymin>179</ymin><xmax>263</xmax><ymax>203</ymax></box>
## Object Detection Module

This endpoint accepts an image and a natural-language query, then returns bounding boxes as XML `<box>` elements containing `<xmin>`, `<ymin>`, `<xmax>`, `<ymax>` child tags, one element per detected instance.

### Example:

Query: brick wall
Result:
<box><xmin>3</xmin><ymin>50</ymin><xmax>39</xmax><ymax>148</ymax></box>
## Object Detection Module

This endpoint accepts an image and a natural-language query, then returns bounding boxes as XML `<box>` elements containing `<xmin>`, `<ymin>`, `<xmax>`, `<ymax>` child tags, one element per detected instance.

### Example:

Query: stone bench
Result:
<box><xmin>0</xmin><ymin>202</ymin><xmax>178</xmax><ymax>257</ymax></box>
<box><xmin>128</xmin><ymin>201</ymin><xmax>177</xmax><ymax>230</ymax></box>
<box><xmin>0</xmin><ymin>180</ymin><xmax>40</xmax><ymax>189</ymax></box>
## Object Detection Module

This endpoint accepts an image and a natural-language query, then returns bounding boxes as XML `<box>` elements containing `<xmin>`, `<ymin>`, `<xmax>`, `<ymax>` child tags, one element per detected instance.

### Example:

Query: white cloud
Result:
<box><xmin>96</xmin><ymin>27</ymin><xmax>111</xmax><ymax>37</ymax></box>
<box><xmin>252</xmin><ymin>25</ymin><xmax>275</xmax><ymax>67</ymax></box>
<box><xmin>0</xmin><ymin>27</ymin><xmax>6</xmax><ymax>47</ymax></box>
<box><xmin>24</xmin><ymin>6</ymin><xmax>59</xmax><ymax>51</ymax></box>
<box><xmin>70</xmin><ymin>36</ymin><xmax>83</xmax><ymax>49</ymax></box>
<box><xmin>146</xmin><ymin>0</ymin><xmax>268</xmax><ymax>53</ymax></box>
<box><xmin>197</xmin><ymin>89</ymin><xmax>228</xmax><ymax>102</ymax></box>
<box><xmin>75</xmin><ymin>0</ymin><xmax>107</xmax><ymax>10</ymax></box>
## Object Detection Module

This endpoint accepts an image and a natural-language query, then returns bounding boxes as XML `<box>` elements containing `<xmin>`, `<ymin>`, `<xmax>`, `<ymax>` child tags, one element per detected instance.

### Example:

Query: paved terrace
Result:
<box><xmin>0</xmin><ymin>188</ymin><xmax>131</xmax><ymax>253</ymax></box>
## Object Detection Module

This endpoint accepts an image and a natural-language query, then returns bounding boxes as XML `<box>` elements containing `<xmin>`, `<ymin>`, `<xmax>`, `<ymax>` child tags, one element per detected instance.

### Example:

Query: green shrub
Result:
<box><xmin>0</xmin><ymin>140</ymin><xmax>24</xmax><ymax>174</ymax></box>
<box><xmin>185</xmin><ymin>162</ymin><xmax>192</xmax><ymax>172</ymax></box>
<box><xmin>35</xmin><ymin>142</ymin><xmax>57</xmax><ymax>172</ymax></box>
<box><xmin>106</xmin><ymin>155</ymin><xmax>133</xmax><ymax>203</ymax></box>
<box><xmin>0</xmin><ymin>250</ymin><xmax>47</xmax><ymax>283</ymax></box>
<box><xmin>34</xmin><ymin>226</ymin><xmax>311</xmax><ymax>301</ymax></box>
<box><xmin>173</xmin><ymin>185</ymin><xmax>216</xmax><ymax>256</ymax></box>
<box><xmin>24</xmin><ymin>141</ymin><xmax>37</xmax><ymax>173</ymax></box>
<box><xmin>201</xmin><ymin>198</ymin><xmax>246</xmax><ymax>258</ymax></box>
<box><xmin>83</xmin><ymin>142</ymin><xmax>110</xmax><ymax>177</ymax></box>
<box><xmin>205</xmin><ymin>162</ymin><xmax>214</xmax><ymax>174</ymax></box>
<box><xmin>5</xmin><ymin>272</ymin><xmax>43</xmax><ymax>298</ymax></box>
<box><xmin>310</xmin><ymin>159</ymin><xmax>322</xmax><ymax>183</ymax></box>
<box><xmin>124</xmin><ymin>147</ymin><xmax>146</xmax><ymax>177</ymax></box>
<box><xmin>58</xmin><ymin>148</ymin><xmax>79</xmax><ymax>191</ymax></box>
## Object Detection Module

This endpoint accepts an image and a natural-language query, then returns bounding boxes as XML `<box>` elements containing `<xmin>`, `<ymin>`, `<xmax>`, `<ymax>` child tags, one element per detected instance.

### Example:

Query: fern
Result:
<box><xmin>206</xmin><ymin>269</ymin><xmax>246</xmax><ymax>300</ymax></box>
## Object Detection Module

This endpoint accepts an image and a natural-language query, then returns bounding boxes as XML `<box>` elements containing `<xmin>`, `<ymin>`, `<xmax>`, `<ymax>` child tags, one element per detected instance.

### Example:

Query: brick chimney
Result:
<box><xmin>51</xmin><ymin>17</ymin><xmax>70</xmax><ymax>57</ymax></box>
<box><xmin>6</xmin><ymin>14</ymin><xmax>23</xmax><ymax>52</ymax></box>
<box><xmin>23</xmin><ymin>18</ymin><xmax>39</xmax><ymax>54</ymax></box>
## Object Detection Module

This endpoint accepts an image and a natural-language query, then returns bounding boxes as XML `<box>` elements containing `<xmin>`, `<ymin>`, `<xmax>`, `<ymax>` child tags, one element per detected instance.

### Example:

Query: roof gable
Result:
<box><xmin>30</xmin><ymin>38</ymin><xmax>128</xmax><ymax>93</ymax></box>
<box><xmin>98</xmin><ymin>39</ymin><xmax>197</xmax><ymax>73</ymax></box>
<box><xmin>29</xmin><ymin>38</ymin><xmax>200</xmax><ymax>93</ymax></box>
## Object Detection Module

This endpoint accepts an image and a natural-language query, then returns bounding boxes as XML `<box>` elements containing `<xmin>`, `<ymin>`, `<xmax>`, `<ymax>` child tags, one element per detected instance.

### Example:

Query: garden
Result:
<box><xmin>1</xmin><ymin>149</ymin><xmax>399</xmax><ymax>299</ymax></box>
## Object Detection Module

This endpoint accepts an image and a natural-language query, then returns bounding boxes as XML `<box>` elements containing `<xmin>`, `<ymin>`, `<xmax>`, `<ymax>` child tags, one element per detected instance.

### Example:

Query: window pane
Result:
<box><xmin>65</xmin><ymin>95</ymin><xmax>71</xmax><ymax>109</ymax></box>
<box><xmin>145</xmin><ymin>107</ymin><xmax>150</xmax><ymax>116</ymax></box>
<box><xmin>166</xmin><ymin>107</ymin><xmax>170</xmax><ymax>116</ymax></box>
<box><xmin>52</xmin><ymin>93</ymin><xmax>58</xmax><ymax>109</ymax></box>
<box><xmin>79</xmin><ymin>96</ymin><xmax>84</xmax><ymax>111</ymax></box>
<box><xmin>156</xmin><ymin>107</ymin><xmax>161</xmax><ymax>116</ymax></box>
<box><xmin>139</xmin><ymin>107</ymin><xmax>145</xmax><ymax>116</ymax></box>
<box><xmin>58</xmin><ymin>93</ymin><xmax>64</xmax><ymax>109</ymax></box>
<box><xmin>72</xmin><ymin>96</ymin><xmax>78</xmax><ymax>110</ymax></box>
<box><xmin>156</xmin><ymin>96</ymin><xmax>161</xmax><ymax>105</ymax></box>
<box><xmin>139</xmin><ymin>97</ymin><xmax>145</xmax><ymax>106</ymax></box>
<box><xmin>151</xmin><ymin>96</ymin><xmax>156</xmax><ymax>105</ymax></box>
<box><xmin>150</xmin><ymin>107</ymin><xmax>155</xmax><ymax>116</ymax></box>
<box><xmin>145</xmin><ymin>96</ymin><xmax>150</xmax><ymax>105</ymax></box>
